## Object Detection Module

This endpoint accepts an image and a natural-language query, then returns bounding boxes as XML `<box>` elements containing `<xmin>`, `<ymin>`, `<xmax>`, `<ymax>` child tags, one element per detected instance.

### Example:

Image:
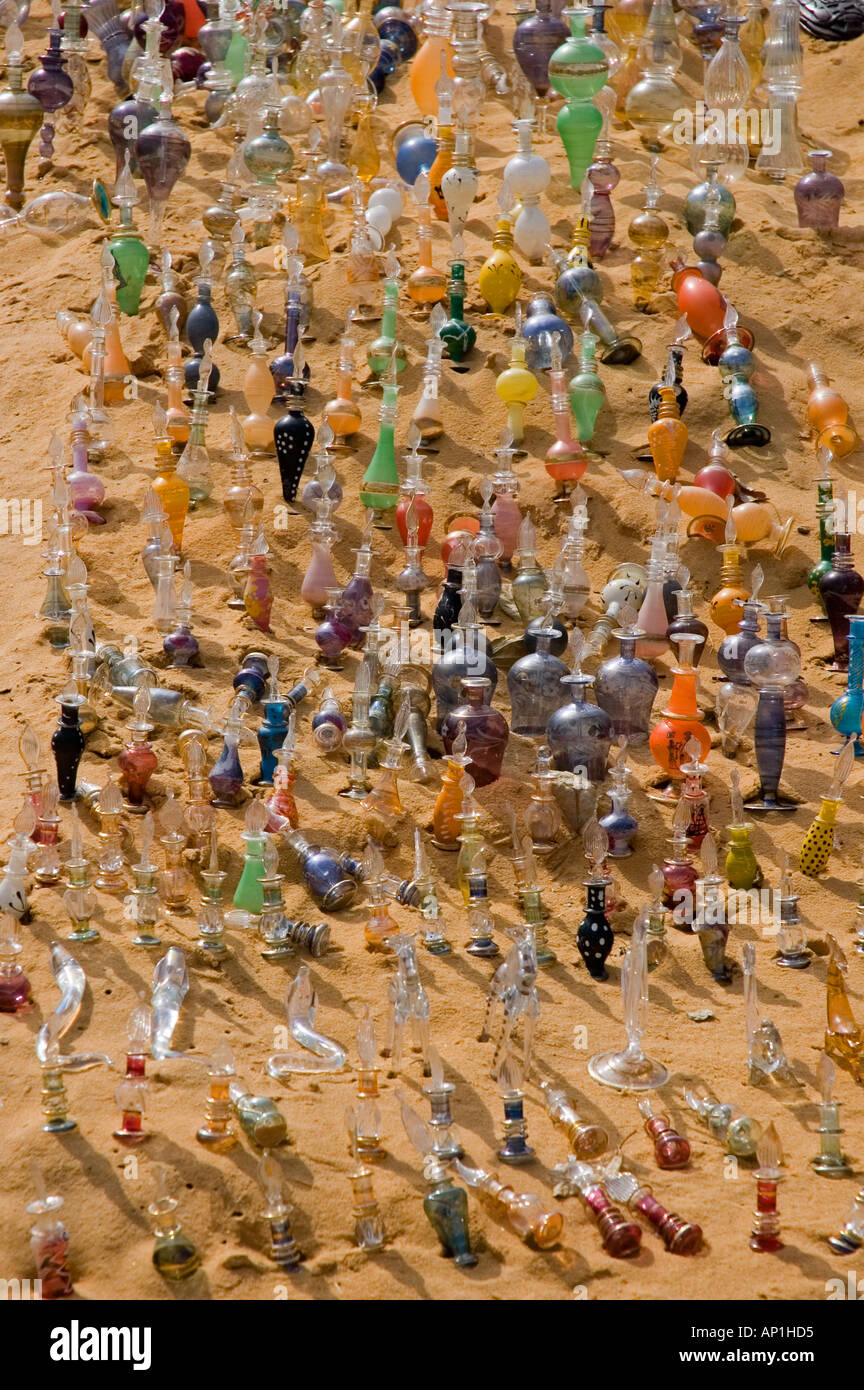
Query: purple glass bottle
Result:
<box><xmin>794</xmin><ymin>151</ymin><xmax>844</xmax><ymax>230</ymax></box>
<box><xmin>667</xmin><ymin>590</ymin><xmax>709</xmax><ymax>667</ymax></box>
<box><xmin>136</xmin><ymin>91</ymin><xmax>191</xmax><ymax>211</ymax></box>
<box><xmin>587</xmin><ymin>147</ymin><xmax>619</xmax><ymax>260</ymax></box>
<box><xmin>507</xmin><ymin>623</ymin><xmax>569</xmax><ymax>737</ymax></box>
<box><xmin>595</xmin><ymin>618</ymin><xmax>659</xmax><ymax>743</ymax></box>
<box><xmin>108</xmin><ymin>93</ymin><xmax>158</xmax><ymax>178</ymax></box>
<box><xmin>441</xmin><ymin>677</ymin><xmax>509</xmax><ymax>788</ymax></box>
<box><xmin>546</xmin><ymin>671</ymin><xmax>612</xmax><ymax>782</ymax></box>
<box><xmin>314</xmin><ymin>588</ymin><xmax>355</xmax><ymax>670</ymax></box>
<box><xmin>819</xmin><ymin>533</ymin><xmax>864</xmax><ymax>672</ymax></box>
<box><xmin>513</xmin><ymin>0</ymin><xmax>568</xmax><ymax>100</ymax></box>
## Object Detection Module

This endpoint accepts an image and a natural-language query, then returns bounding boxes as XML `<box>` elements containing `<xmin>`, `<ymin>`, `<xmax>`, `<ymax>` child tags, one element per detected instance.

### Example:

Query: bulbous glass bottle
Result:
<box><xmin>595</xmin><ymin>622</ymin><xmax>659</xmax><ymax>743</ymax></box>
<box><xmin>546</xmin><ymin>671</ymin><xmax>612</xmax><ymax>782</ymax></box>
<box><xmin>441</xmin><ymin>677</ymin><xmax>509</xmax><ymax>787</ymax></box>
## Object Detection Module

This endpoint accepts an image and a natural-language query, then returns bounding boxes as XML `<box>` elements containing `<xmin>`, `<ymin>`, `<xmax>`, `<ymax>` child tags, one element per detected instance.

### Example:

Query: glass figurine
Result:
<box><xmin>495</xmin><ymin>308</ymin><xmax>537</xmax><ymax>443</ymax></box>
<box><xmin>807</xmin><ymin>368</ymin><xmax>857</xmax><ymax>458</ymax></box>
<box><xmin>743</xmin><ymin>941</ymin><xmax>801</xmax><ymax>1089</ymax></box>
<box><xmin>798</xmin><ymin>738</ymin><xmax>855</xmax><ymax>878</ymax></box>
<box><xmin>504</xmin><ymin>119</ymin><xmax>551</xmax><ymax>264</ymax></box>
<box><xmin>36</xmin><ymin>941</ymin><xmax>112</xmax><ymax>1132</ymax></box>
<box><xmin>577</xmin><ymin>820</ymin><xmax>614</xmax><ymax>980</ymax></box>
<box><xmin>384</xmin><ymin>932</ymin><xmax>431</xmax><ymax>1075</ymax></box>
<box><xmin>27</xmin><ymin>1166</ymin><xmax>73</xmax><ymax>1300</ymax></box>
<box><xmin>480</xmin><ymin>927</ymin><xmax>539</xmax><ymax>1076</ymax></box>
<box><xmin>149</xmin><ymin>1169</ymin><xmax>201</xmax><ymax>1281</ymax></box>
<box><xmin>824</xmin><ymin>933</ymin><xmax>864</xmax><ymax>1084</ymax></box>
<box><xmin>831</xmin><ymin>614</ymin><xmax>864</xmax><ymax>755</ymax></box>
<box><xmin>624</xmin><ymin>0</ymin><xmax>685</xmax><ymax>150</ymax></box>
<box><xmin>508</xmin><ymin>607</ymin><xmax>569</xmax><ymax>736</ymax></box>
<box><xmin>754</xmin><ymin>0</ymin><xmax>802</xmax><ymax>183</ymax></box>
<box><xmin>267</xmin><ymin>966</ymin><xmax>347</xmax><ymax>1078</ymax></box>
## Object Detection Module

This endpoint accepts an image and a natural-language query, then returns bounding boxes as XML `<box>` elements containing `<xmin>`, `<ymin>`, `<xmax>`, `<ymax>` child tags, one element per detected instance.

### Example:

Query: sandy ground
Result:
<box><xmin>1</xmin><ymin>2</ymin><xmax>864</xmax><ymax>1302</ymax></box>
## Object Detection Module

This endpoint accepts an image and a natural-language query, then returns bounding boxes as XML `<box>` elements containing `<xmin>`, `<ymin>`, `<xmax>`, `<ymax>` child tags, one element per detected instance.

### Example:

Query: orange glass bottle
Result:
<box><xmin>431</xmin><ymin>727</ymin><xmax>471</xmax><ymax>850</ymax></box>
<box><xmin>671</xmin><ymin>261</ymin><xmax>726</xmax><ymax>343</ymax></box>
<box><xmin>648</xmin><ymin>385</ymin><xmax>688</xmax><ymax>483</ymax></box>
<box><xmin>649</xmin><ymin>635</ymin><xmax>710</xmax><ymax>791</ymax></box>
<box><xmin>152</xmin><ymin>438</ymin><xmax>190</xmax><ymax>552</ymax></box>
<box><xmin>410</xmin><ymin>0</ymin><xmax>454</xmax><ymax>118</ymax></box>
<box><xmin>807</xmin><ymin>362</ymin><xmax>857</xmax><ymax>458</ymax></box>
<box><xmin>709</xmin><ymin>515</ymin><xmax>750</xmax><ymax>634</ymax></box>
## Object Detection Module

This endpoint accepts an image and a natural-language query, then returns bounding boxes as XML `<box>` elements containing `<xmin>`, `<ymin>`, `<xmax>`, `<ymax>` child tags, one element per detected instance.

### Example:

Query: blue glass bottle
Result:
<box><xmin>257</xmin><ymin>700</ymin><xmax>290</xmax><ymax>784</ymax></box>
<box><xmin>507</xmin><ymin>622</ymin><xmax>569</xmax><ymax>737</ymax></box>
<box><xmin>432</xmin><ymin>611</ymin><xmax>498</xmax><ymax>730</ymax></box>
<box><xmin>209</xmin><ymin>729</ymin><xmax>246</xmax><ymax>807</ymax></box>
<box><xmin>233</xmin><ymin>651</ymin><xmax>271</xmax><ymax>704</ymax></box>
<box><xmin>717</xmin><ymin>592</ymin><xmax>762</xmax><ymax>702</ymax></box>
<box><xmin>595</xmin><ymin>619</ymin><xmax>659</xmax><ymax>743</ymax></box>
<box><xmin>522</xmin><ymin>294</ymin><xmax>573</xmax><ymax>371</ymax></box>
<box><xmin>546</xmin><ymin>671</ymin><xmax>611</xmax><ymax>782</ymax></box>
<box><xmin>830</xmin><ymin>613</ymin><xmax>864</xmax><ymax>756</ymax></box>
<box><xmin>599</xmin><ymin>751</ymin><xmax>638</xmax><ymax>856</ymax></box>
<box><xmin>743</xmin><ymin>611</ymin><xmax>801</xmax><ymax>812</ymax></box>
<box><xmin>185</xmin><ymin>281</ymin><xmax>221</xmax><ymax>393</ymax></box>
<box><xmin>285</xmin><ymin>829</ymin><xmax>360</xmax><ymax>911</ymax></box>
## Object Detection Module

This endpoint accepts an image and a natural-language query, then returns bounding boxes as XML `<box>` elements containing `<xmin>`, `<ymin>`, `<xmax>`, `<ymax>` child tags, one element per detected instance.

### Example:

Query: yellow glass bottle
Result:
<box><xmin>628</xmin><ymin>159</ymin><xmax>668</xmax><ymax>309</ymax></box>
<box><xmin>348</xmin><ymin>89</ymin><xmax>380</xmax><ymax>184</ymax></box>
<box><xmin>799</xmin><ymin>742</ymin><xmax>855</xmax><ymax>878</ymax></box>
<box><xmin>153</xmin><ymin>439</ymin><xmax>191</xmax><ymax>552</ymax></box>
<box><xmin>709</xmin><ymin>516</ymin><xmax>750</xmax><ymax>635</ymax></box>
<box><xmin>164</xmin><ymin>318</ymin><xmax>190</xmax><ymax>447</ymax></box>
<box><xmin>478</xmin><ymin>215</ymin><xmax>523</xmax><ymax>316</ymax></box>
<box><xmin>495</xmin><ymin>311</ymin><xmax>538</xmax><ymax>443</ymax></box>
<box><xmin>407</xmin><ymin>173</ymin><xmax>448</xmax><ymax>306</ymax></box>
<box><xmin>291</xmin><ymin>174</ymin><xmax>330</xmax><ymax>264</ymax></box>
<box><xmin>647</xmin><ymin>385</ymin><xmax>687</xmax><ymax>482</ymax></box>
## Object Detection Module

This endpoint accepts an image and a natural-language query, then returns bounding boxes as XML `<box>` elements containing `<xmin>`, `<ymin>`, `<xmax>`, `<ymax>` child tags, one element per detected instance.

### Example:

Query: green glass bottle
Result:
<box><xmin>548</xmin><ymin>5</ymin><xmax>608</xmax><ymax>191</ymax></box>
<box><xmin>424</xmin><ymin>1165</ymin><xmax>477</xmax><ymax>1266</ymax></box>
<box><xmin>108</xmin><ymin>152</ymin><xmax>150</xmax><ymax>316</ymax></box>
<box><xmin>232</xmin><ymin>799</ymin><xmax>270</xmax><ymax>915</ymax></box>
<box><xmin>725</xmin><ymin>823</ymin><xmax>762</xmax><ymax>890</ymax></box>
<box><xmin>360</xmin><ymin>358</ymin><xmax>400</xmax><ymax>514</ymax></box>
<box><xmin>567</xmin><ymin>331</ymin><xmax>605</xmax><ymax>444</ymax></box>
<box><xmin>438</xmin><ymin>253</ymin><xmax>476</xmax><ymax>364</ymax></box>
<box><xmin>368</xmin><ymin>254</ymin><xmax>407</xmax><ymax>376</ymax></box>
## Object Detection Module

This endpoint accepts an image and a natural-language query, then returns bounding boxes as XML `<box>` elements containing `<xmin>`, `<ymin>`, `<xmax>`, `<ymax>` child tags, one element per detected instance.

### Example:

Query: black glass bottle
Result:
<box><xmin>52</xmin><ymin>698</ymin><xmax>85</xmax><ymax>802</ymax></box>
<box><xmin>819</xmin><ymin>532</ymin><xmax>864</xmax><ymax>671</ymax></box>
<box><xmin>274</xmin><ymin>403</ymin><xmax>315</xmax><ymax>505</ymax></box>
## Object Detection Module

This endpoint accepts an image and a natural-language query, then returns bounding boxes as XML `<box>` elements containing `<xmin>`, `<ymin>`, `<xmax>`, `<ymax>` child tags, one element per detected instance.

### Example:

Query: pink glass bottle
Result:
<box><xmin>491</xmin><ymin>433</ymin><xmax>522</xmax><ymax>571</ymax></box>
<box><xmin>67</xmin><ymin>413</ymin><xmax>106</xmax><ymax>525</ymax></box>
<box><xmin>544</xmin><ymin>330</ymin><xmax>586</xmax><ymax>496</ymax></box>
<box><xmin>636</xmin><ymin>538</ymin><xmax>671</xmax><ymax>659</ymax></box>
<box><xmin>300</xmin><ymin>497</ymin><xmax>339</xmax><ymax>617</ymax></box>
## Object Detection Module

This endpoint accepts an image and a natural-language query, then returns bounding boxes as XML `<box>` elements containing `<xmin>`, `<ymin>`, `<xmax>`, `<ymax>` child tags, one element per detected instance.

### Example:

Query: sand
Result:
<box><xmin>1</xmin><ymin>1</ymin><xmax>864</xmax><ymax>1303</ymax></box>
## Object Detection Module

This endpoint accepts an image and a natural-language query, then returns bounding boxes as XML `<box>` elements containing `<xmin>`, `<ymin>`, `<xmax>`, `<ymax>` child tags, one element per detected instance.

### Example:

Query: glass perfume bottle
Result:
<box><xmin>0</xmin><ymin>23</ymin><xmax>43</xmax><ymax>210</ymax></box>
<box><xmin>589</xmin><ymin>907</ymin><xmax>668</xmax><ymax>1086</ymax></box>
<box><xmin>627</xmin><ymin>156</ymin><xmax>668</xmax><ymax>308</ymax></box>
<box><xmin>478</xmin><ymin>187</ymin><xmax>523</xmax><ymax>316</ymax></box>
<box><xmin>624</xmin><ymin>0</ymin><xmax>684</xmax><ymax>150</ymax></box>
<box><xmin>807</xmin><ymin>368</ymin><xmax>857</xmax><ymax>458</ymax></box>
<box><xmin>124</xmin><ymin>812</ymin><xmax>161</xmax><ymax>948</ymax></box>
<box><xmin>508</xmin><ymin>608</ymin><xmax>569</xmax><ymax>736</ymax></box>
<box><xmin>754</xmin><ymin>0</ymin><xmax>803</xmax><ymax>183</ymax></box>
<box><xmin>577</xmin><ymin>820</ymin><xmax>614</xmax><ymax>980</ymax></box>
<box><xmin>438</xmin><ymin>236</ymin><xmax>476</xmax><ymax>363</ymax></box>
<box><xmin>819</xmin><ymin>531</ymin><xmax>864</xmax><ymax>672</ymax></box>
<box><xmin>725</xmin><ymin>770</ymin><xmax>762</xmax><ymax>890</ymax></box>
<box><xmin>599</xmin><ymin>739</ymin><xmax>638</xmax><ymax>855</ymax></box>
<box><xmin>649</xmin><ymin>634</ymin><xmax>710</xmax><ymax>796</ymax></box>
<box><xmin>548</xmin><ymin>4</ymin><xmax>608</xmax><ymax>189</ymax></box>
<box><xmin>504</xmin><ymin>118</ymin><xmax>551</xmax><ymax>263</ymax></box>
<box><xmin>710</xmin><ymin>513</ymin><xmax>750</xmax><ymax>635</ymax></box>
<box><xmin>595</xmin><ymin>605</ymin><xmax>660</xmax><ymax>742</ymax></box>
<box><xmin>830</xmin><ymin>614</ymin><xmax>864</xmax><ymax>754</ymax></box>
<box><xmin>547</xmin><ymin>629</ymin><xmax>612</xmax><ymax>782</ymax></box>
<box><xmin>135</xmin><ymin>86</ymin><xmax>192</xmax><ymax>247</ymax></box>
<box><xmin>0</xmin><ymin>911</ymin><xmax>32</xmax><ymax>1013</ymax></box>
<box><xmin>27</xmin><ymin>1169</ymin><xmax>73</xmax><ymax>1300</ymax></box>
<box><xmin>567</xmin><ymin>329</ymin><xmax>605</xmax><ymax>448</ymax></box>
<box><xmin>441</xmin><ymin>676</ymin><xmax>509</xmax><ymax>787</ymax></box>
<box><xmin>742</xmin><ymin>609</ymin><xmax>801</xmax><ymax>812</ymax></box>
<box><xmin>798</xmin><ymin>740</ymin><xmax>855</xmax><ymax>879</ymax></box>
<box><xmin>149</xmin><ymin>1169</ymin><xmax>201</xmax><ymax>1280</ymax></box>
